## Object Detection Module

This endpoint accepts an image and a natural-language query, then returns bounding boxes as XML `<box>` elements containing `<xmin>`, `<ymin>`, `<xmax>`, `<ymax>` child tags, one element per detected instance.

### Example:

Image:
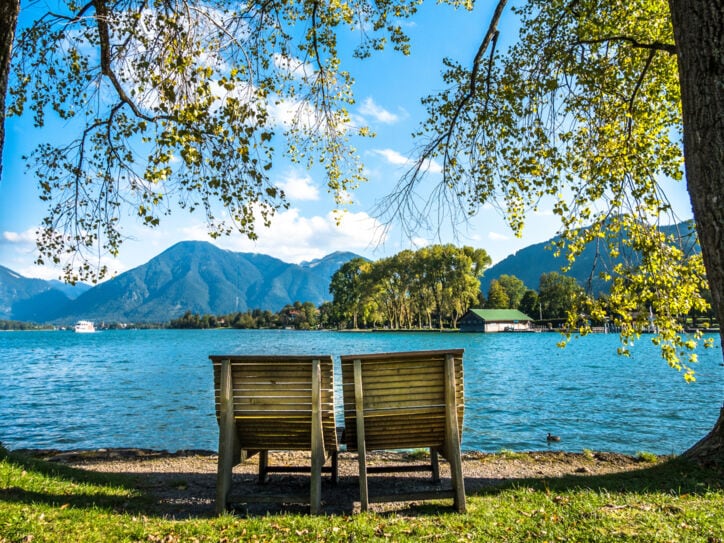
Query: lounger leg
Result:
<box><xmin>430</xmin><ymin>448</ymin><xmax>440</xmax><ymax>483</ymax></box>
<box><xmin>310</xmin><ymin>359</ymin><xmax>325</xmax><ymax>514</ymax></box>
<box><xmin>444</xmin><ymin>354</ymin><xmax>466</xmax><ymax>513</ymax></box>
<box><xmin>353</xmin><ymin>358</ymin><xmax>369</xmax><ymax>511</ymax></box>
<box><xmin>216</xmin><ymin>358</ymin><xmax>236</xmax><ymax>514</ymax></box>
<box><xmin>330</xmin><ymin>450</ymin><xmax>339</xmax><ymax>485</ymax></box>
<box><xmin>258</xmin><ymin>451</ymin><xmax>269</xmax><ymax>484</ymax></box>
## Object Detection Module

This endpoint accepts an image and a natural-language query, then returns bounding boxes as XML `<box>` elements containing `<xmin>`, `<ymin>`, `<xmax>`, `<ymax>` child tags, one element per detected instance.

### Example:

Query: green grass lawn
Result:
<box><xmin>1</xmin><ymin>446</ymin><xmax>722</xmax><ymax>542</ymax></box>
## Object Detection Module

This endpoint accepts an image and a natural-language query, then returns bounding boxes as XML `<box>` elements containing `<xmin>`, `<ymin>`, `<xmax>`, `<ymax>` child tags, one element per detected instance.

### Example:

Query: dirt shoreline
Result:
<box><xmin>13</xmin><ymin>447</ymin><xmax>653</xmax><ymax>517</ymax></box>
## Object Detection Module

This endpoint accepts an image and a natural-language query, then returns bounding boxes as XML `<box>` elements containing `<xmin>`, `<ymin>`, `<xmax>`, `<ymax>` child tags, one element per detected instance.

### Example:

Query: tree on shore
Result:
<box><xmin>519</xmin><ymin>289</ymin><xmax>540</xmax><ymax>320</ymax></box>
<box><xmin>328</xmin><ymin>257</ymin><xmax>370</xmax><ymax>329</ymax></box>
<box><xmin>329</xmin><ymin>245</ymin><xmax>490</xmax><ymax>330</ymax></box>
<box><xmin>490</xmin><ymin>274</ymin><xmax>527</xmax><ymax>310</ymax></box>
<box><xmin>486</xmin><ymin>280</ymin><xmax>509</xmax><ymax>309</ymax></box>
<box><xmin>538</xmin><ymin>272</ymin><xmax>585</xmax><ymax>321</ymax></box>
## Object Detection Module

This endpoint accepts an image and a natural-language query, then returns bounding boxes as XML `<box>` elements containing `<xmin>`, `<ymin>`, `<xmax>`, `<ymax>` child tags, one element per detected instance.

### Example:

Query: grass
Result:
<box><xmin>497</xmin><ymin>449</ymin><xmax>529</xmax><ymax>460</ymax></box>
<box><xmin>1</xmin><ymin>447</ymin><xmax>723</xmax><ymax>542</ymax></box>
<box><xmin>636</xmin><ymin>451</ymin><xmax>659</xmax><ymax>463</ymax></box>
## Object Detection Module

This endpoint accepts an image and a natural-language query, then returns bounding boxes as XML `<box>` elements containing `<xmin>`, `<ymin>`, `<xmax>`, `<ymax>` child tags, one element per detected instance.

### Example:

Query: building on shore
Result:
<box><xmin>458</xmin><ymin>309</ymin><xmax>534</xmax><ymax>333</ymax></box>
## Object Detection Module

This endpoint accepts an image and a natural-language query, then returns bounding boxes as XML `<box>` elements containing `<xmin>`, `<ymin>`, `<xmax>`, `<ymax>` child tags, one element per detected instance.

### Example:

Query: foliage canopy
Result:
<box><xmin>10</xmin><ymin>0</ymin><xmax>430</xmax><ymax>281</ymax></box>
<box><xmin>329</xmin><ymin>244</ymin><xmax>491</xmax><ymax>329</ymax></box>
<box><xmin>381</xmin><ymin>0</ymin><xmax>713</xmax><ymax>378</ymax></box>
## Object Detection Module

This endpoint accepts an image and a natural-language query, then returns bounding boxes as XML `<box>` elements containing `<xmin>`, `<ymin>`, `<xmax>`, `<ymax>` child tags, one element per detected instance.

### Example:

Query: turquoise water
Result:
<box><xmin>0</xmin><ymin>329</ymin><xmax>721</xmax><ymax>455</ymax></box>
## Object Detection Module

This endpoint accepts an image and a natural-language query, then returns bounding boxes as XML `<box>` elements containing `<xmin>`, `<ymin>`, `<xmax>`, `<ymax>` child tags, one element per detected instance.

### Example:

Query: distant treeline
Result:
<box><xmin>169</xmin><ymin>301</ymin><xmax>323</xmax><ymax>330</ymax></box>
<box><xmin>0</xmin><ymin>320</ymin><xmax>54</xmax><ymax>331</ymax></box>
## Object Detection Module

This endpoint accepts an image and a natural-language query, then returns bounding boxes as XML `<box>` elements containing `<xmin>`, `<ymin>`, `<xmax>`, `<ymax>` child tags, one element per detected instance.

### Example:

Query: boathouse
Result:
<box><xmin>458</xmin><ymin>309</ymin><xmax>534</xmax><ymax>333</ymax></box>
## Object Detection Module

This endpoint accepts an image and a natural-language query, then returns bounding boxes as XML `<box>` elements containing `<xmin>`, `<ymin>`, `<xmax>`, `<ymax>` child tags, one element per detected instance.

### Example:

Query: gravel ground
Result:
<box><xmin>18</xmin><ymin>448</ymin><xmax>648</xmax><ymax>518</ymax></box>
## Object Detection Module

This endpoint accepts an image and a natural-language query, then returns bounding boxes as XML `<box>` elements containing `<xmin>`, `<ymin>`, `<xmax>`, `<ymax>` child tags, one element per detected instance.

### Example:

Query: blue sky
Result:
<box><xmin>0</xmin><ymin>1</ymin><xmax>694</xmax><ymax>281</ymax></box>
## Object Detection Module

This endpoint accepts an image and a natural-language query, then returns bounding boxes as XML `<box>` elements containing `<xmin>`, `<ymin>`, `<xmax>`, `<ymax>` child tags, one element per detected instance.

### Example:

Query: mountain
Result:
<box><xmin>47</xmin><ymin>279</ymin><xmax>93</xmax><ymax>300</ymax></box>
<box><xmin>480</xmin><ymin>221</ymin><xmax>699</xmax><ymax>295</ymax></box>
<box><xmin>45</xmin><ymin>242</ymin><xmax>361</xmax><ymax>323</ymax></box>
<box><xmin>0</xmin><ymin>265</ymin><xmax>90</xmax><ymax>321</ymax></box>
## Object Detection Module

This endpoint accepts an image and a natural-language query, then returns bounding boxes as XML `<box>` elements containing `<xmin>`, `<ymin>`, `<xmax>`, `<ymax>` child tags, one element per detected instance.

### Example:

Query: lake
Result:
<box><xmin>0</xmin><ymin>329</ymin><xmax>721</xmax><ymax>455</ymax></box>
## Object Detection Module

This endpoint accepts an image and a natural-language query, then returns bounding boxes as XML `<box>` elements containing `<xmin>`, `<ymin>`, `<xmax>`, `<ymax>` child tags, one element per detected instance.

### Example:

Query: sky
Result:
<box><xmin>0</xmin><ymin>1</ymin><xmax>695</xmax><ymax>282</ymax></box>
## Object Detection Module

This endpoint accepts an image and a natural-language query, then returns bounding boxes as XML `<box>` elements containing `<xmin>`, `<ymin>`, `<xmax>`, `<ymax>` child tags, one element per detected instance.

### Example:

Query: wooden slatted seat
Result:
<box><xmin>210</xmin><ymin>355</ymin><xmax>338</xmax><ymax>514</ymax></box>
<box><xmin>340</xmin><ymin>349</ymin><xmax>466</xmax><ymax>512</ymax></box>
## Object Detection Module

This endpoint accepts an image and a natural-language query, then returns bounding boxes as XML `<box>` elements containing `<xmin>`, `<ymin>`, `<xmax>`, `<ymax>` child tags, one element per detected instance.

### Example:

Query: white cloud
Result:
<box><xmin>533</xmin><ymin>207</ymin><xmax>556</xmax><ymax>216</ymax></box>
<box><xmin>0</xmin><ymin>228</ymin><xmax>132</xmax><ymax>282</ymax></box>
<box><xmin>488</xmin><ymin>232</ymin><xmax>510</xmax><ymax>241</ymax></box>
<box><xmin>374</xmin><ymin>148</ymin><xmax>410</xmax><ymax>166</ymax></box>
<box><xmin>266</xmin><ymin>96</ymin><xmax>317</xmax><ymax>130</ymax></box>
<box><xmin>216</xmin><ymin>208</ymin><xmax>385</xmax><ymax>263</ymax></box>
<box><xmin>0</xmin><ymin>207</ymin><xmax>384</xmax><ymax>280</ymax></box>
<box><xmin>2</xmin><ymin>229</ymin><xmax>37</xmax><ymax>244</ymax></box>
<box><xmin>276</xmin><ymin>172</ymin><xmax>320</xmax><ymax>201</ymax></box>
<box><xmin>359</xmin><ymin>97</ymin><xmax>399</xmax><ymax>125</ymax></box>
<box><xmin>372</xmin><ymin>148</ymin><xmax>442</xmax><ymax>174</ymax></box>
<box><xmin>411</xmin><ymin>237</ymin><xmax>429</xmax><ymax>248</ymax></box>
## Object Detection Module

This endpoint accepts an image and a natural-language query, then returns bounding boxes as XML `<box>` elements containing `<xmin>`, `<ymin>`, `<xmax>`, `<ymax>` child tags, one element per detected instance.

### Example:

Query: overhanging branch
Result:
<box><xmin>93</xmin><ymin>0</ymin><xmax>157</xmax><ymax>123</ymax></box>
<box><xmin>575</xmin><ymin>35</ymin><xmax>676</xmax><ymax>55</ymax></box>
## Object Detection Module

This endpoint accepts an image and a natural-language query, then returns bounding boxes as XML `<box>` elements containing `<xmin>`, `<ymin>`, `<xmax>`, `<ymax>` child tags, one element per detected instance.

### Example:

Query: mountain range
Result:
<box><xmin>0</xmin><ymin>242</ymin><xmax>360</xmax><ymax>323</ymax></box>
<box><xmin>0</xmin><ymin>266</ymin><xmax>91</xmax><ymax>322</ymax></box>
<box><xmin>1</xmin><ymin>221</ymin><xmax>699</xmax><ymax>323</ymax></box>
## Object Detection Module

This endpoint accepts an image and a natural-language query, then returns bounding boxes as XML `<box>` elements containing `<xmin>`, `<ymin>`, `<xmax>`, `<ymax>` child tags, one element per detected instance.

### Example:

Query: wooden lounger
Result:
<box><xmin>210</xmin><ymin>355</ymin><xmax>338</xmax><ymax>514</ymax></box>
<box><xmin>340</xmin><ymin>349</ymin><xmax>466</xmax><ymax>512</ymax></box>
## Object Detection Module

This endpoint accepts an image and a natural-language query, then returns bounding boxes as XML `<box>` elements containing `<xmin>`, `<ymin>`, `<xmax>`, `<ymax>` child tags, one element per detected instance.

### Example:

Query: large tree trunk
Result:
<box><xmin>0</xmin><ymin>0</ymin><xmax>20</xmax><ymax>181</ymax></box>
<box><xmin>683</xmin><ymin>405</ymin><xmax>724</xmax><ymax>468</ymax></box>
<box><xmin>669</xmin><ymin>0</ymin><xmax>724</xmax><ymax>468</ymax></box>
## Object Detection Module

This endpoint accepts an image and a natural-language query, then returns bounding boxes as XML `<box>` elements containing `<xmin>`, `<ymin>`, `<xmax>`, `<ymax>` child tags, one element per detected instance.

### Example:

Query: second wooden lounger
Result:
<box><xmin>340</xmin><ymin>349</ymin><xmax>466</xmax><ymax>512</ymax></box>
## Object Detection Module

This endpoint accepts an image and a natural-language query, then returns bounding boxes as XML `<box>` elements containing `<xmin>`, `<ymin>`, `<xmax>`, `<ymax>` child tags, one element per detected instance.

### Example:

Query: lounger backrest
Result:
<box><xmin>340</xmin><ymin>349</ymin><xmax>464</xmax><ymax>452</ymax></box>
<box><xmin>210</xmin><ymin>355</ymin><xmax>337</xmax><ymax>452</ymax></box>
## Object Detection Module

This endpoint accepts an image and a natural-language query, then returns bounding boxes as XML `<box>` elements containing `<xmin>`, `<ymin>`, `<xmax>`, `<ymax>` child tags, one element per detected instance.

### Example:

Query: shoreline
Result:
<box><xmin>10</xmin><ymin>446</ymin><xmax>653</xmax><ymax>462</ymax></box>
<box><xmin>7</xmin><ymin>446</ymin><xmax>677</xmax><ymax>468</ymax></box>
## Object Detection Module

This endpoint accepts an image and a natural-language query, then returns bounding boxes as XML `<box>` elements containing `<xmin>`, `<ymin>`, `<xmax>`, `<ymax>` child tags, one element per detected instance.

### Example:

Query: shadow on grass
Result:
<box><xmin>1</xmin><ymin>448</ymin><xmax>721</xmax><ymax>519</ymax></box>
<box><xmin>464</xmin><ymin>456</ymin><xmax>722</xmax><ymax>498</ymax></box>
<box><xmin>362</xmin><ymin>456</ymin><xmax>723</xmax><ymax>517</ymax></box>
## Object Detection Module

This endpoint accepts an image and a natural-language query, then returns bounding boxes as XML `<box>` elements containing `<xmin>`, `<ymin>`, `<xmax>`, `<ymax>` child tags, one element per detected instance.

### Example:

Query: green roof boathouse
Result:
<box><xmin>458</xmin><ymin>309</ymin><xmax>534</xmax><ymax>333</ymax></box>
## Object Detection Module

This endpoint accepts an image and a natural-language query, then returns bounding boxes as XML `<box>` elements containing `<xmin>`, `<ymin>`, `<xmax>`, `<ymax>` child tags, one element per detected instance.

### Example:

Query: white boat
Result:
<box><xmin>74</xmin><ymin>320</ymin><xmax>96</xmax><ymax>333</ymax></box>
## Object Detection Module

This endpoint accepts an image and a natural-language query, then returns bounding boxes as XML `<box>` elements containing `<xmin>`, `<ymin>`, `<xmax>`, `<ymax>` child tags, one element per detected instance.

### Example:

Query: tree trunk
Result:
<box><xmin>683</xmin><ymin>405</ymin><xmax>724</xmax><ymax>469</ymax></box>
<box><xmin>0</xmin><ymin>0</ymin><xmax>20</xmax><ymax>181</ymax></box>
<box><xmin>669</xmin><ymin>0</ymin><xmax>724</xmax><ymax>468</ymax></box>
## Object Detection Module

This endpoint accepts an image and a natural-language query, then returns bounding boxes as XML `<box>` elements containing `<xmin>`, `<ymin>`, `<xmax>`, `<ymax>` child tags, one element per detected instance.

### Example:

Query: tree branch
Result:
<box><xmin>310</xmin><ymin>0</ymin><xmax>330</xmax><ymax>120</ymax></box>
<box><xmin>413</xmin><ymin>0</ymin><xmax>509</xmax><ymax>178</ymax></box>
<box><xmin>445</xmin><ymin>0</ymin><xmax>508</xmax><ymax>154</ymax></box>
<box><xmin>47</xmin><ymin>1</ymin><xmax>95</xmax><ymax>24</ymax></box>
<box><xmin>93</xmin><ymin>0</ymin><xmax>157</xmax><ymax>123</ymax></box>
<box><xmin>575</xmin><ymin>36</ymin><xmax>676</xmax><ymax>55</ymax></box>
<box><xmin>627</xmin><ymin>48</ymin><xmax>657</xmax><ymax>139</ymax></box>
